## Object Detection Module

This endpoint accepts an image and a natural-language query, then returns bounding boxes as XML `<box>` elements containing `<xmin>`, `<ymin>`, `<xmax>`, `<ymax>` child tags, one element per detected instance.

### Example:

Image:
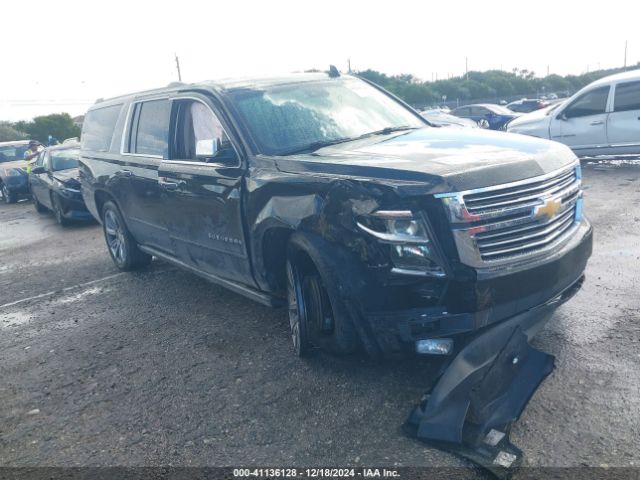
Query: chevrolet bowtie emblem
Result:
<box><xmin>534</xmin><ymin>197</ymin><xmax>562</xmax><ymax>220</ymax></box>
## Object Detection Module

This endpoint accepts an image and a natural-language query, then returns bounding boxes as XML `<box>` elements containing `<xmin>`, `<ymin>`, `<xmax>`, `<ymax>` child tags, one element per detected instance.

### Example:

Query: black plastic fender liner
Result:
<box><xmin>404</xmin><ymin>322</ymin><xmax>555</xmax><ymax>478</ymax></box>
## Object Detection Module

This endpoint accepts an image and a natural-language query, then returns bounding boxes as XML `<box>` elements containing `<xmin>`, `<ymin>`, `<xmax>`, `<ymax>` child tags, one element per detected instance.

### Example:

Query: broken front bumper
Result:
<box><xmin>363</xmin><ymin>221</ymin><xmax>592</xmax><ymax>356</ymax></box>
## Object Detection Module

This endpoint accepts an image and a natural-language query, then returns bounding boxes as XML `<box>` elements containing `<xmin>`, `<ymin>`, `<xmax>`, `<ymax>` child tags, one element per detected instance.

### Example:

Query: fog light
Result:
<box><xmin>415</xmin><ymin>338</ymin><xmax>453</xmax><ymax>355</ymax></box>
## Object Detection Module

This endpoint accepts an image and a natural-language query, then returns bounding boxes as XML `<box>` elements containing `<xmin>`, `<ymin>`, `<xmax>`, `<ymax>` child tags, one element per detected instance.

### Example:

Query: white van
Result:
<box><xmin>507</xmin><ymin>69</ymin><xmax>640</xmax><ymax>156</ymax></box>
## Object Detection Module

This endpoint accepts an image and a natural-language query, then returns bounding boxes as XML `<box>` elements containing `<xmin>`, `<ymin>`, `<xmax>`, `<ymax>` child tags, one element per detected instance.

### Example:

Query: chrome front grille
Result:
<box><xmin>436</xmin><ymin>163</ymin><xmax>583</xmax><ymax>269</ymax></box>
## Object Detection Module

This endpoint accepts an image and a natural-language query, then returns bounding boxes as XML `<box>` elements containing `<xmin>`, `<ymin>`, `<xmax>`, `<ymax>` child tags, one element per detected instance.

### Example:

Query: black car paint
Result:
<box><xmin>79</xmin><ymin>75</ymin><xmax>592</xmax><ymax>357</ymax></box>
<box><xmin>29</xmin><ymin>147</ymin><xmax>92</xmax><ymax>221</ymax></box>
<box><xmin>0</xmin><ymin>161</ymin><xmax>30</xmax><ymax>202</ymax></box>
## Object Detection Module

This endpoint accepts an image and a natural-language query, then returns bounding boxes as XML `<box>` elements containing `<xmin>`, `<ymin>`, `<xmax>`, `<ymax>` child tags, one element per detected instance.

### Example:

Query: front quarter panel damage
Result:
<box><xmin>247</xmin><ymin>161</ymin><xmax>407</xmax><ymax>297</ymax></box>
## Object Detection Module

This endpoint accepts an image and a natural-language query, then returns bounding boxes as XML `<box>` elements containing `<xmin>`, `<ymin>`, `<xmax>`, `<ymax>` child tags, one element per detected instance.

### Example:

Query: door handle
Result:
<box><xmin>590</xmin><ymin>121</ymin><xmax>604</xmax><ymax>126</ymax></box>
<box><xmin>115</xmin><ymin>169</ymin><xmax>132</xmax><ymax>176</ymax></box>
<box><xmin>159</xmin><ymin>177</ymin><xmax>179</xmax><ymax>191</ymax></box>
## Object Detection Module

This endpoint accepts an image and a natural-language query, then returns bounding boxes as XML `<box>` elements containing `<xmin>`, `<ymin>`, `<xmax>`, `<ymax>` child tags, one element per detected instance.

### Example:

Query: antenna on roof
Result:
<box><xmin>328</xmin><ymin>65</ymin><xmax>340</xmax><ymax>78</ymax></box>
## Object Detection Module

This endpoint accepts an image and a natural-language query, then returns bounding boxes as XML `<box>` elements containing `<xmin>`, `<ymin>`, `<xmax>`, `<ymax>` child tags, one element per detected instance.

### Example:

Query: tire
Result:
<box><xmin>1</xmin><ymin>183</ymin><xmax>17</xmax><ymax>204</ymax></box>
<box><xmin>101</xmin><ymin>200</ymin><xmax>152</xmax><ymax>271</ymax></box>
<box><xmin>286</xmin><ymin>235</ymin><xmax>360</xmax><ymax>356</ymax></box>
<box><xmin>51</xmin><ymin>193</ymin><xmax>70</xmax><ymax>226</ymax></box>
<box><xmin>33</xmin><ymin>193</ymin><xmax>47</xmax><ymax>213</ymax></box>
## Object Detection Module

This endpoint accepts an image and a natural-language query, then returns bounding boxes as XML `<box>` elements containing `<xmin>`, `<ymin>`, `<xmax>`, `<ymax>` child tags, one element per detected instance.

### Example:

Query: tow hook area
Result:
<box><xmin>404</xmin><ymin>325</ymin><xmax>555</xmax><ymax>478</ymax></box>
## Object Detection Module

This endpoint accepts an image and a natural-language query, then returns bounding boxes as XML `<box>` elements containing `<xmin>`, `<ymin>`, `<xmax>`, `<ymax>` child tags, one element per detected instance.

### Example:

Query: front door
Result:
<box><xmin>607</xmin><ymin>80</ymin><xmax>640</xmax><ymax>147</ymax></box>
<box><xmin>158</xmin><ymin>96</ymin><xmax>254</xmax><ymax>286</ymax></box>
<box><xmin>550</xmin><ymin>86</ymin><xmax>610</xmax><ymax>153</ymax></box>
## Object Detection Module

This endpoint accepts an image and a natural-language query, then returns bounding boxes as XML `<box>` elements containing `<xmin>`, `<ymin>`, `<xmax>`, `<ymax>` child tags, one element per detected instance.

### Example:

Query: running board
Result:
<box><xmin>138</xmin><ymin>245</ymin><xmax>283</xmax><ymax>307</ymax></box>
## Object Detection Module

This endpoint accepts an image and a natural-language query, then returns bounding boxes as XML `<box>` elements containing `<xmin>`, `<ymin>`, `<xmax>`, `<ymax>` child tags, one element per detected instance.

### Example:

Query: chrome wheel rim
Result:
<box><xmin>2</xmin><ymin>185</ymin><xmax>8</xmax><ymax>203</ymax></box>
<box><xmin>286</xmin><ymin>261</ymin><xmax>303</xmax><ymax>354</ymax></box>
<box><xmin>104</xmin><ymin>209</ymin><xmax>126</xmax><ymax>264</ymax></box>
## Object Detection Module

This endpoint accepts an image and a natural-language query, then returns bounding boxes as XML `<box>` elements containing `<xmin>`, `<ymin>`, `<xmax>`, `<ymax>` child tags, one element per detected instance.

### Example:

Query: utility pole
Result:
<box><xmin>175</xmin><ymin>53</ymin><xmax>182</xmax><ymax>82</ymax></box>
<box><xmin>348</xmin><ymin>58</ymin><xmax>351</xmax><ymax>73</ymax></box>
<box><xmin>465</xmin><ymin>57</ymin><xmax>468</xmax><ymax>80</ymax></box>
<box><xmin>624</xmin><ymin>40</ymin><xmax>628</xmax><ymax>69</ymax></box>
<box><xmin>546</xmin><ymin>64</ymin><xmax>549</xmax><ymax>77</ymax></box>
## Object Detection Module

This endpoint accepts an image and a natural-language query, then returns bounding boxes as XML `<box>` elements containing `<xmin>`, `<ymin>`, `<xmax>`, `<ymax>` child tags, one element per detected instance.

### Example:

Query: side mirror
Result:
<box><xmin>557</xmin><ymin>112</ymin><xmax>568</xmax><ymax>121</ymax></box>
<box><xmin>195</xmin><ymin>139</ymin><xmax>218</xmax><ymax>160</ymax></box>
<box><xmin>31</xmin><ymin>166</ymin><xmax>45</xmax><ymax>175</ymax></box>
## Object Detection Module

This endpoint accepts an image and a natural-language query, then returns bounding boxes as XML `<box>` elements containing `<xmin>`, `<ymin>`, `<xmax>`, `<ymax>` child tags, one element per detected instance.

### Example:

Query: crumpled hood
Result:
<box><xmin>52</xmin><ymin>168</ymin><xmax>81</xmax><ymax>186</ymax></box>
<box><xmin>274</xmin><ymin>127</ymin><xmax>577</xmax><ymax>193</ymax></box>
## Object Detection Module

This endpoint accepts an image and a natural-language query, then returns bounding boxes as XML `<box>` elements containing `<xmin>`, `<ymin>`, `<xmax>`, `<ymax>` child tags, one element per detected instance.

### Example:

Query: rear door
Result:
<box><xmin>120</xmin><ymin>98</ymin><xmax>174</xmax><ymax>254</ymax></box>
<box><xmin>550</xmin><ymin>86</ymin><xmax>610</xmax><ymax>152</ymax></box>
<box><xmin>607</xmin><ymin>80</ymin><xmax>640</xmax><ymax>148</ymax></box>
<box><xmin>158</xmin><ymin>94</ymin><xmax>254</xmax><ymax>285</ymax></box>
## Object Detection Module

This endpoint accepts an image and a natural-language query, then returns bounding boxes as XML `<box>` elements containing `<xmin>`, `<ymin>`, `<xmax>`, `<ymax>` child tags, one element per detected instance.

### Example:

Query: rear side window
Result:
<box><xmin>614</xmin><ymin>81</ymin><xmax>640</xmax><ymax>112</ymax></box>
<box><xmin>130</xmin><ymin>100</ymin><xmax>170</xmax><ymax>157</ymax></box>
<box><xmin>81</xmin><ymin>104</ymin><xmax>122</xmax><ymax>152</ymax></box>
<box><xmin>564</xmin><ymin>87</ymin><xmax>610</xmax><ymax>118</ymax></box>
<box><xmin>453</xmin><ymin>107</ymin><xmax>471</xmax><ymax>117</ymax></box>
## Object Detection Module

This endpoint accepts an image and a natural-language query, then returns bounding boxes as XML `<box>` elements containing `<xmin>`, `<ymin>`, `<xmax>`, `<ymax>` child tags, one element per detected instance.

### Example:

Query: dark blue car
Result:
<box><xmin>451</xmin><ymin>103</ymin><xmax>521</xmax><ymax>130</ymax></box>
<box><xmin>0</xmin><ymin>141</ymin><xmax>31</xmax><ymax>204</ymax></box>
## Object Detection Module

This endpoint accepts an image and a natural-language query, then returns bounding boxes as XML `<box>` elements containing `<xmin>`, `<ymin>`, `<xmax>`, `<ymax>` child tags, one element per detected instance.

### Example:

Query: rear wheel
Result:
<box><xmin>1</xmin><ymin>184</ymin><xmax>17</xmax><ymax>204</ymax></box>
<box><xmin>102</xmin><ymin>201</ymin><xmax>152</xmax><ymax>271</ymax></box>
<box><xmin>286</xmin><ymin>238</ymin><xmax>359</xmax><ymax>356</ymax></box>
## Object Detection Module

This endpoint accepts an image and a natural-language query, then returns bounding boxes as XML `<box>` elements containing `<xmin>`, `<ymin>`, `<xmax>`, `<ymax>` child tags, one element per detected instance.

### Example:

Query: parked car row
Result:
<box><xmin>0</xmin><ymin>140</ymin><xmax>92</xmax><ymax>226</ymax></box>
<box><xmin>439</xmin><ymin>70</ymin><xmax>640</xmax><ymax>156</ymax></box>
<box><xmin>507</xmin><ymin>69</ymin><xmax>640</xmax><ymax>156</ymax></box>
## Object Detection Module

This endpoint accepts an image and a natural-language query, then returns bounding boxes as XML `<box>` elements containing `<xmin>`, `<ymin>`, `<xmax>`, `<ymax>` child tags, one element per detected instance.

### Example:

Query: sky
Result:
<box><xmin>1</xmin><ymin>0</ymin><xmax>638</xmax><ymax>121</ymax></box>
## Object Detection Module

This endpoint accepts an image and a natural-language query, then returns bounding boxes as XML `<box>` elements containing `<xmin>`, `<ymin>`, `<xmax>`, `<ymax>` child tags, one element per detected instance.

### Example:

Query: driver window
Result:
<box><xmin>173</xmin><ymin>100</ymin><xmax>235</xmax><ymax>163</ymax></box>
<box><xmin>564</xmin><ymin>86</ymin><xmax>610</xmax><ymax>118</ymax></box>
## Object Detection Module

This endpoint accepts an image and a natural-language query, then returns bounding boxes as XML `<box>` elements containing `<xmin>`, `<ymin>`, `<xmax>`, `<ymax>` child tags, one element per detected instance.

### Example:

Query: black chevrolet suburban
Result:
<box><xmin>79</xmin><ymin>72</ymin><xmax>592</xmax><ymax>358</ymax></box>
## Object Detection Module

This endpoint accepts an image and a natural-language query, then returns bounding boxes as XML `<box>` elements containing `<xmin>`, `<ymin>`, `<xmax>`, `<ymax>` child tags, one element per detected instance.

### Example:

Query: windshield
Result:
<box><xmin>0</xmin><ymin>145</ymin><xmax>28</xmax><ymax>163</ymax></box>
<box><xmin>51</xmin><ymin>149</ymin><xmax>79</xmax><ymax>171</ymax></box>
<box><xmin>228</xmin><ymin>77</ymin><xmax>425</xmax><ymax>156</ymax></box>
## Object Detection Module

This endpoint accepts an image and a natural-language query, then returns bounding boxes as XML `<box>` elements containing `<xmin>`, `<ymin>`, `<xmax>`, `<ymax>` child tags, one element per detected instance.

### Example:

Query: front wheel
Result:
<box><xmin>52</xmin><ymin>194</ymin><xmax>70</xmax><ymax>226</ymax></box>
<box><xmin>33</xmin><ymin>194</ymin><xmax>47</xmax><ymax>213</ymax></box>
<box><xmin>286</xmin><ymin>237</ymin><xmax>360</xmax><ymax>356</ymax></box>
<box><xmin>102</xmin><ymin>201</ymin><xmax>152</xmax><ymax>271</ymax></box>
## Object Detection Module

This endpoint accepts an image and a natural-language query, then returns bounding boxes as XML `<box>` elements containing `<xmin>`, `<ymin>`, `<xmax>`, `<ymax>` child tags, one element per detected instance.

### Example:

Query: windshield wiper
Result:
<box><xmin>358</xmin><ymin>125</ymin><xmax>419</xmax><ymax>138</ymax></box>
<box><xmin>279</xmin><ymin>137</ymin><xmax>361</xmax><ymax>156</ymax></box>
<box><xmin>279</xmin><ymin>126</ymin><xmax>419</xmax><ymax>156</ymax></box>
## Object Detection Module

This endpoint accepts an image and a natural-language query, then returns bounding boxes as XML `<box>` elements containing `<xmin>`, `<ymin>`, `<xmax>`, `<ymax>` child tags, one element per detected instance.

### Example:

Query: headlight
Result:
<box><xmin>357</xmin><ymin>210</ymin><xmax>447</xmax><ymax>277</ymax></box>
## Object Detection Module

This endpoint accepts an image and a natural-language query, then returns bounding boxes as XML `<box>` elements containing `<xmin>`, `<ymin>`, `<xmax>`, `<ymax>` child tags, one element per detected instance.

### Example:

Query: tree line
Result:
<box><xmin>2</xmin><ymin>65</ymin><xmax>638</xmax><ymax>143</ymax></box>
<box><xmin>0</xmin><ymin>113</ymin><xmax>81</xmax><ymax>143</ymax></box>
<box><xmin>356</xmin><ymin>65</ymin><xmax>636</xmax><ymax>107</ymax></box>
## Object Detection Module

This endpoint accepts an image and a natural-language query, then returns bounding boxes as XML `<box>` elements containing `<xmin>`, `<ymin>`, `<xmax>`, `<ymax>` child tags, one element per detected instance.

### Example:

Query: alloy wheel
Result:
<box><xmin>104</xmin><ymin>209</ymin><xmax>127</xmax><ymax>265</ymax></box>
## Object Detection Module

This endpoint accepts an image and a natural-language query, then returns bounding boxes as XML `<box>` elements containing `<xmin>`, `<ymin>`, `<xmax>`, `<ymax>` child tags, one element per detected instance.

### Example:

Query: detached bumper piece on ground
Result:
<box><xmin>404</xmin><ymin>323</ymin><xmax>555</xmax><ymax>479</ymax></box>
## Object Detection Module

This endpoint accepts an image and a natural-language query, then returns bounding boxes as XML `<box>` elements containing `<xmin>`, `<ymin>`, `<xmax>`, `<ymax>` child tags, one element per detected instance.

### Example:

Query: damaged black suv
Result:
<box><xmin>79</xmin><ymin>72</ymin><xmax>592</xmax><ymax>358</ymax></box>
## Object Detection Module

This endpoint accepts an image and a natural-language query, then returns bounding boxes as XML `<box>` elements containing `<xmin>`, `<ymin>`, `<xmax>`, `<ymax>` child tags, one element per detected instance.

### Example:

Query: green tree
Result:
<box><xmin>0</xmin><ymin>122</ymin><xmax>28</xmax><ymax>142</ymax></box>
<box><xmin>15</xmin><ymin>113</ymin><xmax>80</xmax><ymax>144</ymax></box>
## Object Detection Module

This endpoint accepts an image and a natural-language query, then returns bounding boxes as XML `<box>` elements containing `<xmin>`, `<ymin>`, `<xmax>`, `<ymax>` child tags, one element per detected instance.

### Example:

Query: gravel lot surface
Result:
<box><xmin>1</xmin><ymin>161</ymin><xmax>639</xmax><ymax>476</ymax></box>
